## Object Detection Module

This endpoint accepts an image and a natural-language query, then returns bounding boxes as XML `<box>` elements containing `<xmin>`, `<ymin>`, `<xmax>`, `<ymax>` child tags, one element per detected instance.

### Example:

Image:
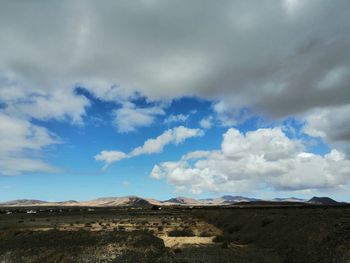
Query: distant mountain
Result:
<box><xmin>199</xmin><ymin>195</ymin><xmax>261</xmax><ymax>205</ymax></box>
<box><xmin>162</xmin><ymin>197</ymin><xmax>200</xmax><ymax>205</ymax></box>
<box><xmin>308</xmin><ymin>196</ymin><xmax>338</xmax><ymax>205</ymax></box>
<box><xmin>273</xmin><ymin>197</ymin><xmax>306</xmax><ymax>202</ymax></box>
<box><xmin>125</xmin><ymin>196</ymin><xmax>153</xmax><ymax>207</ymax></box>
<box><xmin>221</xmin><ymin>195</ymin><xmax>261</xmax><ymax>203</ymax></box>
<box><xmin>0</xmin><ymin>199</ymin><xmax>49</xmax><ymax>206</ymax></box>
<box><xmin>57</xmin><ymin>200</ymin><xmax>79</xmax><ymax>205</ymax></box>
<box><xmin>81</xmin><ymin>196</ymin><xmax>160</xmax><ymax>207</ymax></box>
<box><xmin>0</xmin><ymin>195</ymin><xmax>344</xmax><ymax>207</ymax></box>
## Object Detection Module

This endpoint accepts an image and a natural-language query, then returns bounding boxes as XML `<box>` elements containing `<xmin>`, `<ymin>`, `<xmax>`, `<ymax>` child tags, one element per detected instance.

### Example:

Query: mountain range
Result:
<box><xmin>0</xmin><ymin>195</ymin><xmax>342</xmax><ymax>207</ymax></box>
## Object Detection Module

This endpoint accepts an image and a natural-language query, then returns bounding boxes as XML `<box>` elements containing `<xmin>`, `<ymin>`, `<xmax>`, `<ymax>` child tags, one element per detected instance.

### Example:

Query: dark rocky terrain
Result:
<box><xmin>308</xmin><ymin>196</ymin><xmax>339</xmax><ymax>205</ymax></box>
<box><xmin>0</xmin><ymin>204</ymin><xmax>349</xmax><ymax>263</ymax></box>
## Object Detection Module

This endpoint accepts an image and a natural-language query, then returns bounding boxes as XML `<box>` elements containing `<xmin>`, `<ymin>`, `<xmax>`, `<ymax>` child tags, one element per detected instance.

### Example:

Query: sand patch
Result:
<box><xmin>160</xmin><ymin>235</ymin><xmax>215</xmax><ymax>248</ymax></box>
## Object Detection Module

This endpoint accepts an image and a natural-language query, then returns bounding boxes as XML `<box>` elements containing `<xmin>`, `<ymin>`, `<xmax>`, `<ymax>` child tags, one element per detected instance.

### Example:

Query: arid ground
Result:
<box><xmin>1</xmin><ymin>205</ymin><xmax>350</xmax><ymax>263</ymax></box>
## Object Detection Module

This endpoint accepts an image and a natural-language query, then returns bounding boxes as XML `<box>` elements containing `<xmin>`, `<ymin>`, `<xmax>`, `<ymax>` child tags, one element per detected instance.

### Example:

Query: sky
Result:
<box><xmin>0</xmin><ymin>0</ymin><xmax>350</xmax><ymax>202</ymax></box>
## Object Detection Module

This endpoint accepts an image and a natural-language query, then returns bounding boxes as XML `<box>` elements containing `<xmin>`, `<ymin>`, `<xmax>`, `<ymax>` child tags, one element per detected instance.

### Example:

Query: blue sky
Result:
<box><xmin>0</xmin><ymin>1</ymin><xmax>350</xmax><ymax>202</ymax></box>
<box><xmin>0</xmin><ymin>91</ymin><xmax>346</xmax><ymax>201</ymax></box>
<box><xmin>0</xmin><ymin>94</ymin><xmax>237</xmax><ymax>201</ymax></box>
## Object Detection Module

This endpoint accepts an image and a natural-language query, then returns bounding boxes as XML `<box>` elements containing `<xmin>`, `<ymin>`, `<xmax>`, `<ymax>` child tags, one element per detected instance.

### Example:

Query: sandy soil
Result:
<box><xmin>160</xmin><ymin>235</ymin><xmax>215</xmax><ymax>248</ymax></box>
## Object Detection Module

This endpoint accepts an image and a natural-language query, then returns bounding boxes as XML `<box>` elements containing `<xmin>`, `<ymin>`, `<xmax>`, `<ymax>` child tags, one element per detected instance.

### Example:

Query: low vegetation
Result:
<box><xmin>196</xmin><ymin>207</ymin><xmax>350</xmax><ymax>263</ymax></box>
<box><xmin>0</xmin><ymin>206</ymin><xmax>349</xmax><ymax>262</ymax></box>
<box><xmin>168</xmin><ymin>228</ymin><xmax>195</xmax><ymax>237</ymax></box>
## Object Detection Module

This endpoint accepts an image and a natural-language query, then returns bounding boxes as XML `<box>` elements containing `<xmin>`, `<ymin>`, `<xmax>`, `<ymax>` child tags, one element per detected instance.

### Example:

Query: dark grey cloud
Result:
<box><xmin>0</xmin><ymin>1</ymin><xmax>349</xmax><ymax>102</ymax></box>
<box><xmin>0</xmin><ymin>0</ymin><xmax>349</xmax><ymax>137</ymax></box>
<box><xmin>304</xmin><ymin>104</ymin><xmax>350</xmax><ymax>155</ymax></box>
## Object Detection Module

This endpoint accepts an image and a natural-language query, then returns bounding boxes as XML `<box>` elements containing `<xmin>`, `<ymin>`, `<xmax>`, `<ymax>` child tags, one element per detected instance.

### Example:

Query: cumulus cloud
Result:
<box><xmin>151</xmin><ymin>127</ymin><xmax>350</xmax><ymax>194</ymax></box>
<box><xmin>303</xmin><ymin>104</ymin><xmax>350</xmax><ymax>154</ymax></box>
<box><xmin>113</xmin><ymin>102</ymin><xmax>165</xmax><ymax>133</ymax></box>
<box><xmin>5</xmin><ymin>89</ymin><xmax>90</xmax><ymax>124</ymax></box>
<box><xmin>0</xmin><ymin>113</ymin><xmax>60</xmax><ymax>175</ymax></box>
<box><xmin>95</xmin><ymin>126</ymin><xmax>203</xmax><ymax>167</ymax></box>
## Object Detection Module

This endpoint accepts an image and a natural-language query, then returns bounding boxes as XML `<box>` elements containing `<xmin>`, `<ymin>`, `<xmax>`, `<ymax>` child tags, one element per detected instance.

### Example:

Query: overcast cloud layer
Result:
<box><xmin>0</xmin><ymin>1</ymin><xmax>350</xmax><ymax>196</ymax></box>
<box><xmin>1</xmin><ymin>1</ymin><xmax>349</xmax><ymax>110</ymax></box>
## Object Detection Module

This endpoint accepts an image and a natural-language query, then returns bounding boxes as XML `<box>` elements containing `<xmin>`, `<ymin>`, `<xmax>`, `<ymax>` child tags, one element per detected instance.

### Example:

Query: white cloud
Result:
<box><xmin>95</xmin><ymin>126</ymin><xmax>203</xmax><ymax>167</ymax></box>
<box><xmin>199</xmin><ymin>116</ymin><xmax>213</xmax><ymax>129</ymax></box>
<box><xmin>213</xmin><ymin>101</ymin><xmax>252</xmax><ymax>127</ymax></box>
<box><xmin>5</xmin><ymin>89</ymin><xmax>90</xmax><ymax>124</ymax></box>
<box><xmin>164</xmin><ymin>114</ymin><xmax>190</xmax><ymax>125</ymax></box>
<box><xmin>173</xmin><ymin>126</ymin><xmax>203</xmax><ymax>144</ymax></box>
<box><xmin>222</xmin><ymin>128</ymin><xmax>302</xmax><ymax>161</ymax></box>
<box><xmin>151</xmin><ymin>127</ymin><xmax>350</xmax><ymax>194</ymax></box>
<box><xmin>0</xmin><ymin>157</ymin><xmax>58</xmax><ymax>176</ymax></box>
<box><xmin>131</xmin><ymin>130</ymin><xmax>173</xmax><ymax>156</ymax></box>
<box><xmin>113</xmin><ymin>102</ymin><xmax>165</xmax><ymax>133</ymax></box>
<box><xmin>303</xmin><ymin>104</ymin><xmax>350</xmax><ymax>154</ymax></box>
<box><xmin>129</xmin><ymin>125</ymin><xmax>203</xmax><ymax>157</ymax></box>
<box><xmin>304</xmin><ymin>104</ymin><xmax>350</xmax><ymax>141</ymax></box>
<box><xmin>0</xmin><ymin>113</ymin><xmax>60</xmax><ymax>175</ymax></box>
<box><xmin>94</xmin><ymin>150</ymin><xmax>128</xmax><ymax>169</ymax></box>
